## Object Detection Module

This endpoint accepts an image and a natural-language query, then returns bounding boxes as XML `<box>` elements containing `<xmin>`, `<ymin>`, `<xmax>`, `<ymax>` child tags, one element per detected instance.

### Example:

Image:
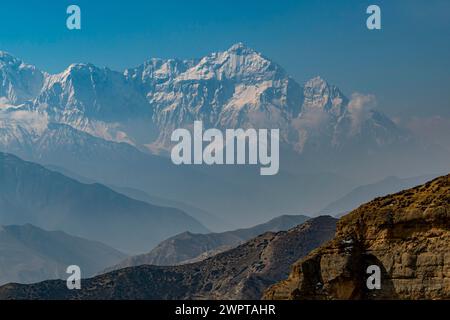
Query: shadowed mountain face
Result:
<box><xmin>106</xmin><ymin>214</ymin><xmax>310</xmax><ymax>270</ymax></box>
<box><xmin>0</xmin><ymin>224</ymin><xmax>126</xmax><ymax>286</ymax></box>
<box><xmin>264</xmin><ymin>174</ymin><xmax>450</xmax><ymax>300</ymax></box>
<box><xmin>0</xmin><ymin>216</ymin><xmax>337</xmax><ymax>300</ymax></box>
<box><xmin>0</xmin><ymin>152</ymin><xmax>208</xmax><ymax>253</ymax></box>
<box><xmin>43</xmin><ymin>164</ymin><xmax>232</xmax><ymax>232</ymax></box>
<box><xmin>1</xmin><ymin>118</ymin><xmax>355</xmax><ymax>226</ymax></box>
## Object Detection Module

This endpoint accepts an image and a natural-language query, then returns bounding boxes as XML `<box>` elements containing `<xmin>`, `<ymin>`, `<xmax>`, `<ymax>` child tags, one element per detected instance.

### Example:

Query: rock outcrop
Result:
<box><xmin>264</xmin><ymin>174</ymin><xmax>450</xmax><ymax>300</ymax></box>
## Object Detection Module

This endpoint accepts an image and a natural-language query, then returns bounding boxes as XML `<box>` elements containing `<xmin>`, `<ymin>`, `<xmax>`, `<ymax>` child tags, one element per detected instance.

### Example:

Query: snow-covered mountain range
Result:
<box><xmin>0</xmin><ymin>51</ymin><xmax>44</xmax><ymax>105</ymax></box>
<box><xmin>0</xmin><ymin>43</ymin><xmax>448</xmax><ymax>226</ymax></box>
<box><xmin>0</xmin><ymin>43</ymin><xmax>408</xmax><ymax>156</ymax></box>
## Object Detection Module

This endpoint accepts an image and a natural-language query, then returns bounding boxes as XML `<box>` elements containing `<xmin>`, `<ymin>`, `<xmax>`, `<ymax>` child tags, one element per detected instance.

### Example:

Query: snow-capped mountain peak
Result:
<box><xmin>227</xmin><ymin>42</ymin><xmax>254</xmax><ymax>53</ymax></box>
<box><xmin>125</xmin><ymin>57</ymin><xmax>196</xmax><ymax>91</ymax></box>
<box><xmin>0</xmin><ymin>52</ymin><xmax>45</xmax><ymax>105</ymax></box>
<box><xmin>0</xmin><ymin>51</ymin><xmax>19</xmax><ymax>65</ymax></box>
<box><xmin>39</xmin><ymin>62</ymin><xmax>149</xmax><ymax>118</ymax></box>
<box><xmin>176</xmin><ymin>42</ymin><xmax>285</xmax><ymax>82</ymax></box>
<box><xmin>302</xmin><ymin>76</ymin><xmax>346</xmax><ymax>114</ymax></box>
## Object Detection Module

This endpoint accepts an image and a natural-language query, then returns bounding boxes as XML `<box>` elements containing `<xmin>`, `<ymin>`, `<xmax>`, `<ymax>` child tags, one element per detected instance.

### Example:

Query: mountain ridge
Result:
<box><xmin>0</xmin><ymin>223</ymin><xmax>126</xmax><ymax>286</ymax></box>
<box><xmin>104</xmin><ymin>214</ymin><xmax>310</xmax><ymax>270</ymax></box>
<box><xmin>0</xmin><ymin>43</ymin><xmax>408</xmax><ymax>157</ymax></box>
<box><xmin>320</xmin><ymin>174</ymin><xmax>440</xmax><ymax>216</ymax></box>
<box><xmin>0</xmin><ymin>152</ymin><xmax>209</xmax><ymax>253</ymax></box>
<box><xmin>1</xmin><ymin>43</ymin><xmax>448</xmax><ymax>226</ymax></box>
<box><xmin>0</xmin><ymin>216</ymin><xmax>337</xmax><ymax>300</ymax></box>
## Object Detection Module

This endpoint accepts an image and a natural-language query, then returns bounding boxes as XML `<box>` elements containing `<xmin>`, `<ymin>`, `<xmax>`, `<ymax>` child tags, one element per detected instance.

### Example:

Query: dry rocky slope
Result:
<box><xmin>0</xmin><ymin>216</ymin><xmax>336</xmax><ymax>300</ymax></box>
<box><xmin>264</xmin><ymin>174</ymin><xmax>450</xmax><ymax>300</ymax></box>
<box><xmin>106</xmin><ymin>214</ymin><xmax>309</xmax><ymax>270</ymax></box>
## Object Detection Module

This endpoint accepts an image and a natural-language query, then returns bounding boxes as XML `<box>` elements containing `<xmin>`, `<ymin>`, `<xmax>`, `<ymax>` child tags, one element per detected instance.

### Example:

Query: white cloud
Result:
<box><xmin>0</xmin><ymin>109</ymin><xmax>49</xmax><ymax>134</ymax></box>
<box><xmin>293</xmin><ymin>108</ymin><xmax>330</xmax><ymax>130</ymax></box>
<box><xmin>347</xmin><ymin>93</ymin><xmax>376</xmax><ymax>132</ymax></box>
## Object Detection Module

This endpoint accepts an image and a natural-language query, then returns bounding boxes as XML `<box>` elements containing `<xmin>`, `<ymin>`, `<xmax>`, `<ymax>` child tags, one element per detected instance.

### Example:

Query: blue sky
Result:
<box><xmin>0</xmin><ymin>0</ymin><xmax>449</xmax><ymax>119</ymax></box>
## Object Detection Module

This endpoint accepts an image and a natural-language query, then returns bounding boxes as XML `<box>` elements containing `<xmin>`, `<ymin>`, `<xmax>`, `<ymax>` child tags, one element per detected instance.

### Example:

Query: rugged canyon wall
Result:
<box><xmin>264</xmin><ymin>174</ymin><xmax>450</xmax><ymax>300</ymax></box>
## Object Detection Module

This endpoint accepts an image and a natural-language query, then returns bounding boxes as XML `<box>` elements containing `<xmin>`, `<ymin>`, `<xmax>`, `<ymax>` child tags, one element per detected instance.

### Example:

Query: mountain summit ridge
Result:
<box><xmin>0</xmin><ymin>44</ymin><xmax>406</xmax><ymax>158</ymax></box>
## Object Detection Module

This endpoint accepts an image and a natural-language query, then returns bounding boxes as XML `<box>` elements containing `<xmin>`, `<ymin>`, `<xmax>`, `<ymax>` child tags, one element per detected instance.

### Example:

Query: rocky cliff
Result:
<box><xmin>264</xmin><ymin>174</ymin><xmax>450</xmax><ymax>300</ymax></box>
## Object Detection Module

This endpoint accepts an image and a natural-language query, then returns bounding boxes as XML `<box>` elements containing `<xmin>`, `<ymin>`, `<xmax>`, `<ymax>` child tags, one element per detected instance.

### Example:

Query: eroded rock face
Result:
<box><xmin>264</xmin><ymin>174</ymin><xmax>450</xmax><ymax>300</ymax></box>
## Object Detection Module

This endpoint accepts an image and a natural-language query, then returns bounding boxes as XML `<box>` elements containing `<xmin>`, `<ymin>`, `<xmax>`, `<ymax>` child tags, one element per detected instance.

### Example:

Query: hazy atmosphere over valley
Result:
<box><xmin>0</xmin><ymin>0</ymin><xmax>448</xmax><ymax>304</ymax></box>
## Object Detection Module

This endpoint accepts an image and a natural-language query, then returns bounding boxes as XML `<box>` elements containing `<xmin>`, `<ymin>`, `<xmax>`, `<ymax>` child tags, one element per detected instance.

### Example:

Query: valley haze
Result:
<box><xmin>1</xmin><ymin>43</ymin><xmax>448</xmax><ymax>228</ymax></box>
<box><xmin>0</xmin><ymin>0</ymin><xmax>449</xmax><ymax>303</ymax></box>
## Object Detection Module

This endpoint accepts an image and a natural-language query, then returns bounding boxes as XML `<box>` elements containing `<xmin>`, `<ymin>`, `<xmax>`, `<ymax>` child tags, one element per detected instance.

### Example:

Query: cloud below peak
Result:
<box><xmin>347</xmin><ymin>93</ymin><xmax>376</xmax><ymax>133</ymax></box>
